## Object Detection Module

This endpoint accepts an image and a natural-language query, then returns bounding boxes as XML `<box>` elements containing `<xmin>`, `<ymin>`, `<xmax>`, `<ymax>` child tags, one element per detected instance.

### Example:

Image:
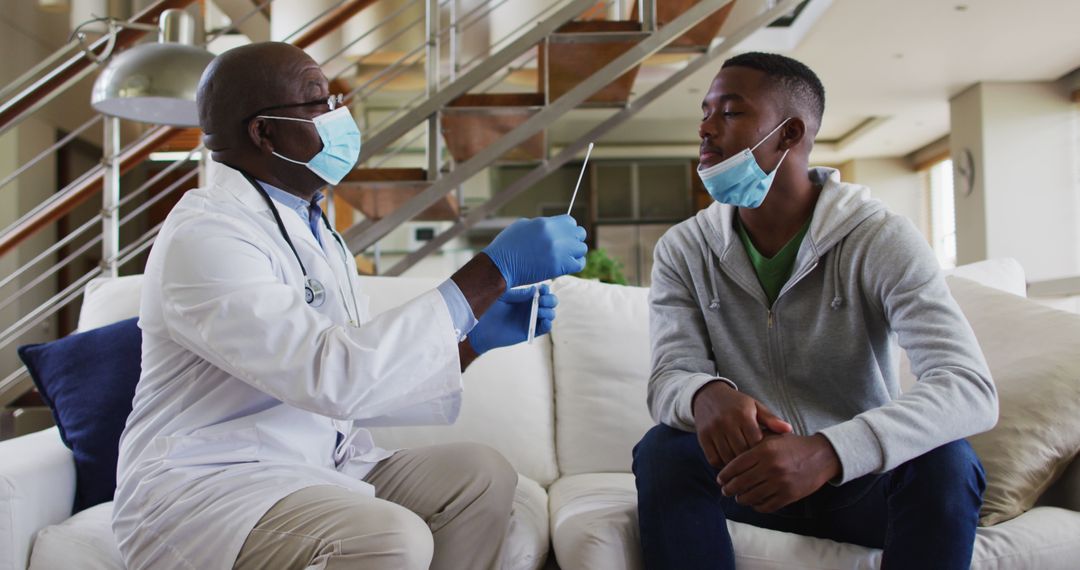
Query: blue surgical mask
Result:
<box><xmin>697</xmin><ymin>118</ymin><xmax>790</xmax><ymax>208</ymax></box>
<box><xmin>258</xmin><ymin>106</ymin><xmax>362</xmax><ymax>185</ymax></box>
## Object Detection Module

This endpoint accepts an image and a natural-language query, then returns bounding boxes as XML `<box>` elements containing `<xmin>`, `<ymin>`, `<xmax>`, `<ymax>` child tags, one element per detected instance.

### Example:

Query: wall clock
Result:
<box><xmin>955</xmin><ymin>148</ymin><xmax>976</xmax><ymax>197</ymax></box>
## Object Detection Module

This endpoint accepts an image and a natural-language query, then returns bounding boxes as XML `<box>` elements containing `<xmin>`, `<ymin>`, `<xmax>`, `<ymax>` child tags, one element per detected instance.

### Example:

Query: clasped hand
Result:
<box><xmin>692</xmin><ymin>381</ymin><xmax>841</xmax><ymax>513</ymax></box>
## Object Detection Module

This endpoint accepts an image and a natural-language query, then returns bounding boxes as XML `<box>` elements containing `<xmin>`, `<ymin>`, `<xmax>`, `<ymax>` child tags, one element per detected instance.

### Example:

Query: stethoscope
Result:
<box><xmin>241</xmin><ymin>172</ymin><xmax>362</xmax><ymax>326</ymax></box>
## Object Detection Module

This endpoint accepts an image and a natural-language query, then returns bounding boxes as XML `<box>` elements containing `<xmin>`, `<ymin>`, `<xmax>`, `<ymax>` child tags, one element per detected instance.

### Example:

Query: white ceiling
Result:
<box><xmin>550</xmin><ymin>0</ymin><xmax>1080</xmax><ymax>164</ymax></box>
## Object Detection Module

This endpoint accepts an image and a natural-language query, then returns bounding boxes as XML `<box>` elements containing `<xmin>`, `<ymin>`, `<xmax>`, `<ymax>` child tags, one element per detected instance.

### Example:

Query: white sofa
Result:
<box><xmin>2</xmin><ymin>259</ymin><xmax>1079</xmax><ymax>570</ymax></box>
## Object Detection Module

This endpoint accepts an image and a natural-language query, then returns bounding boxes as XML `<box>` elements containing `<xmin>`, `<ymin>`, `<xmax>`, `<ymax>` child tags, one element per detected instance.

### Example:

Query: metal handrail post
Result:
<box><xmin>450</xmin><ymin>0</ymin><xmax>459</xmax><ymax>82</ymax></box>
<box><xmin>450</xmin><ymin>0</ymin><xmax>461</xmax><ymax>212</ymax></box>
<box><xmin>426</xmin><ymin>0</ymin><xmax>442</xmax><ymax>181</ymax></box>
<box><xmin>640</xmin><ymin>0</ymin><xmax>655</xmax><ymax>31</ymax></box>
<box><xmin>102</xmin><ymin>117</ymin><xmax>121</xmax><ymax>278</ymax></box>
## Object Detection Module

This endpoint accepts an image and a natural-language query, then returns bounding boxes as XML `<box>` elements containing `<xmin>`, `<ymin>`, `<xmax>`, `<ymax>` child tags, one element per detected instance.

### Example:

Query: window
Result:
<box><xmin>927</xmin><ymin>159</ymin><xmax>957</xmax><ymax>269</ymax></box>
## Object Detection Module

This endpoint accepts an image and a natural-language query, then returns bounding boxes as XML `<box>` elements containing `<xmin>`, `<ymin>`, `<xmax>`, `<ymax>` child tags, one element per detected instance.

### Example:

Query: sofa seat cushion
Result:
<box><xmin>28</xmin><ymin>502</ymin><xmax>120</xmax><ymax>570</ymax></box>
<box><xmin>503</xmin><ymin>475</ymin><xmax>551</xmax><ymax>570</ymax></box>
<box><xmin>547</xmin><ymin>473</ymin><xmax>1080</xmax><ymax>570</ymax></box>
<box><xmin>549</xmin><ymin>473</ymin><xmax>642</xmax><ymax>570</ymax></box>
<box><xmin>28</xmin><ymin>474</ymin><xmax>549</xmax><ymax>570</ymax></box>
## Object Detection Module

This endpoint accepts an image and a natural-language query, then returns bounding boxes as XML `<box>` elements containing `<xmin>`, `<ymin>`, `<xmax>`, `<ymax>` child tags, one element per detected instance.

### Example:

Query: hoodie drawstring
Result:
<box><xmin>830</xmin><ymin>235</ymin><xmax>846</xmax><ymax>310</ymax></box>
<box><xmin>707</xmin><ymin>248</ymin><xmax>721</xmax><ymax>311</ymax></box>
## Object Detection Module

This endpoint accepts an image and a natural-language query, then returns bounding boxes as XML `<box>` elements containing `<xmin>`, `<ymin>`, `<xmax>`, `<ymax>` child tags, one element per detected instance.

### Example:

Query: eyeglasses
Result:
<box><xmin>244</xmin><ymin>94</ymin><xmax>345</xmax><ymax>123</ymax></box>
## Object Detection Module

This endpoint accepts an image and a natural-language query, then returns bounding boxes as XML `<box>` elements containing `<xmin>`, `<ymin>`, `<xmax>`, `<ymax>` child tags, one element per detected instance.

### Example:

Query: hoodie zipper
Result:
<box><xmin>764</xmin><ymin>260</ymin><xmax>818</xmax><ymax>436</ymax></box>
<box><xmin>764</xmin><ymin>306</ymin><xmax>803</xmax><ymax>435</ymax></box>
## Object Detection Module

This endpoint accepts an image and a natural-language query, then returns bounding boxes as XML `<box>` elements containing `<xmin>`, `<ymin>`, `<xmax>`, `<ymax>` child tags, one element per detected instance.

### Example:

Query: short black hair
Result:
<box><xmin>721</xmin><ymin>52</ymin><xmax>825</xmax><ymax>132</ymax></box>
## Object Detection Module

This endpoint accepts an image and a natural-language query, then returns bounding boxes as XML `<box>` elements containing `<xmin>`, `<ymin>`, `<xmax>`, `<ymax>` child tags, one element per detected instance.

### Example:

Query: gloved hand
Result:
<box><xmin>481</xmin><ymin>215</ymin><xmax>587</xmax><ymax>289</ymax></box>
<box><xmin>468</xmin><ymin>284</ymin><xmax>557</xmax><ymax>355</ymax></box>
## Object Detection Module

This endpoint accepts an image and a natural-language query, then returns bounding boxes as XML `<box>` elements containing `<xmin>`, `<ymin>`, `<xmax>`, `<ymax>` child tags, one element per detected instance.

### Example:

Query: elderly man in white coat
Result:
<box><xmin>111</xmin><ymin>42</ymin><xmax>588</xmax><ymax>570</ymax></box>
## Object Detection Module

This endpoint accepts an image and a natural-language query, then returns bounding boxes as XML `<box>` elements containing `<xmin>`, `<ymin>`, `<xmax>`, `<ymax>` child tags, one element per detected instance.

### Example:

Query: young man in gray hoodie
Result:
<box><xmin>632</xmin><ymin>52</ymin><xmax>998</xmax><ymax>569</ymax></box>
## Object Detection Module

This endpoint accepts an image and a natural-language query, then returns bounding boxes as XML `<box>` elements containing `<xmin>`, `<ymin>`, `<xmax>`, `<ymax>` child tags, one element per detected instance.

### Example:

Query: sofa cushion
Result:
<box><xmin>946</xmin><ymin>258</ymin><xmax>1027</xmax><ymax>298</ymax></box>
<box><xmin>547</xmin><ymin>473</ymin><xmax>1080</xmax><ymax>570</ymax></box>
<box><xmin>78</xmin><ymin>276</ymin><xmax>144</xmax><ymax>330</ymax></box>
<box><xmin>28</xmin><ymin>502</ymin><xmax>120</xmax><ymax>570</ymax></box>
<box><xmin>549</xmin><ymin>473</ymin><xmax>642</xmax><ymax>570</ymax></box>
<box><xmin>897</xmin><ymin>258</ymin><xmax>1028</xmax><ymax>391</ymax></box>
<box><xmin>549</xmin><ymin>277</ymin><xmax>653</xmax><ymax>475</ymax></box>
<box><xmin>360</xmin><ymin>276</ymin><xmax>559</xmax><ymax>487</ymax></box>
<box><xmin>503</xmin><ymin>475</ymin><xmax>552</xmax><ymax>570</ymax></box>
<box><xmin>27</xmin><ymin>474</ymin><xmax>550</xmax><ymax>570</ymax></box>
<box><xmin>17</xmin><ymin>318</ymin><xmax>141</xmax><ymax>513</ymax></box>
<box><xmin>946</xmin><ymin>276</ymin><xmax>1080</xmax><ymax>525</ymax></box>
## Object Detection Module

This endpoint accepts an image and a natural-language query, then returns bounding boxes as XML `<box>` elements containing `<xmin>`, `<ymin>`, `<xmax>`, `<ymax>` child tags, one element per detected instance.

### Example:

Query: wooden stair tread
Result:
<box><xmin>344</xmin><ymin>168</ymin><xmax>427</xmax><ymax>183</ymax></box>
<box><xmin>448</xmin><ymin>93</ymin><xmax>546</xmax><ymax>108</ymax></box>
<box><xmin>555</xmin><ymin>20</ymin><xmax>642</xmax><ymax>34</ymax></box>
<box><xmin>335</xmin><ymin>178</ymin><xmax>458</xmax><ymax>222</ymax></box>
<box><xmin>542</xmin><ymin>25</ymin><xmax>642</xmax><ymax>105</ymax></box>
<box><xmin>630</xmin><ymin>0</ymin><xmax>736</xmax><ymax>49</ymax></box>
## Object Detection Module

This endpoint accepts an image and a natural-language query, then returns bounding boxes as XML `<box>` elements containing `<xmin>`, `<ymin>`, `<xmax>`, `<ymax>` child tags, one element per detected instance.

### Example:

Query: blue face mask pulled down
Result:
<box><xmin>259</xmin><ymin>106</ymin><xmax>362</xmax><ymax>185</ymax></box>
<box><xmin>697</xmin><ymin>118</ymin><xmax>790</xmax><ymax>208</ymax></box>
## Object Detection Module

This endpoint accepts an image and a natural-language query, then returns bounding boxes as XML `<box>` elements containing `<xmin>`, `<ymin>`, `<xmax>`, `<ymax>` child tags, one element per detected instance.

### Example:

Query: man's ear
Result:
<box><xmin>247</xmin><ymin>117</ymin><xmax>274</xmax><ymax>155</ymax></box>
<box><xmin>778</xmin><ymin>117</ymin><xmax>807</xmax><ymax>151</ymax></box>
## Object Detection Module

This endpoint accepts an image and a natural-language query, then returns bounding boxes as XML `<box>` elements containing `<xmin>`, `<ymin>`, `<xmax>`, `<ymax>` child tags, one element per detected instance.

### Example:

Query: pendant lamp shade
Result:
<box><xmin>90</xmin><ymin>9</ymin><xmax>213</xmax><ymax>127</ymax></box>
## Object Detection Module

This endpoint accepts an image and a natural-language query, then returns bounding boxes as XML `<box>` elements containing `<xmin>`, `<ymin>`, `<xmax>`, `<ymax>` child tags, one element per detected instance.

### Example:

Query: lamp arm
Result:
<box><xmin>73</xmin><ymin>18</ymin><xmax>159</xmax><ymax>65</ymax></box>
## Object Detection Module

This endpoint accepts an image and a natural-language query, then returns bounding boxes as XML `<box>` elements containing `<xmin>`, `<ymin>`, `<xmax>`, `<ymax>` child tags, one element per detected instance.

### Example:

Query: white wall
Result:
<box><xmin>0</xmin><ymin>118</ymin><xmax>59</xmax><ymax>377</ymax></box>
<box><xmin>0</xmin><ymin>7</ymin><xmax>68</xmax><ymax>377</ymax></box>
<box><xmin>950</xmin><ymin>80</ymin><xmax>1080</xmax><ymax>282</ymax></box>
<box><xmin>840</xmin><ymin>157</ymin><xmax>928</xmax><ymax>239</ymax></box>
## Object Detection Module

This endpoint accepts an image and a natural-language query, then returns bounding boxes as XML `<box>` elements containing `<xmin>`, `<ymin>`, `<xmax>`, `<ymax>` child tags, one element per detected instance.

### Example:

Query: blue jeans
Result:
<box><xmin>632</xmin><ymin>424</ymin><xmax>986</xmax><ymax>570</ymax></box>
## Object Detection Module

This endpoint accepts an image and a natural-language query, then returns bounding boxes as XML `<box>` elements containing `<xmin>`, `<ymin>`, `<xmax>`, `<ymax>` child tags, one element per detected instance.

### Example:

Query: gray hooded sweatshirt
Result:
<box><xmin>648</xmin><ymin>167</ymin><xmax>997</xmax><ymax>484</ymax></box>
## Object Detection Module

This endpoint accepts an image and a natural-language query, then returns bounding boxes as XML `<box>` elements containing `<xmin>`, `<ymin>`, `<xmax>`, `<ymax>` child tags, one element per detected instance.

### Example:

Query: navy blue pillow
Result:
<box><xmin>18</xmin><ymin>317</ymin><xmax>141</xmax><ymax>513</ymax></box>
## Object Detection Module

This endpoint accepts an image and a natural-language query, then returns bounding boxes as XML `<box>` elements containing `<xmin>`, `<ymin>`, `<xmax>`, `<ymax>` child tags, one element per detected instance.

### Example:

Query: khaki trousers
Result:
<box><xmin>234</xmin><ymin>442</ymin><xmax>517</xmax><ymax>570</ymax></box>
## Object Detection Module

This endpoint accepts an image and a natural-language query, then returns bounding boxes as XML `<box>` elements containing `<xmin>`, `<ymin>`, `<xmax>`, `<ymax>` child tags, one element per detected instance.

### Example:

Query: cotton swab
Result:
<box><xmin>567</xmin><ymin>142</ymin><xmax>594</xmax><ymax>216</ymax></box>
<box><xmin>528</xmin><ymin>143</ymin><xmax>595</xmax><ymax>344</ymax></box>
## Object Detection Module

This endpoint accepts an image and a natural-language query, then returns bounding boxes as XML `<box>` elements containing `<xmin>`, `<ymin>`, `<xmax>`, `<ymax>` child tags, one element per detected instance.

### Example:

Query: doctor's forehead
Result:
<box><xmin>285</xmin><ymin>62</ymin><xmax>329</xmax><ymax>102</ymax></box>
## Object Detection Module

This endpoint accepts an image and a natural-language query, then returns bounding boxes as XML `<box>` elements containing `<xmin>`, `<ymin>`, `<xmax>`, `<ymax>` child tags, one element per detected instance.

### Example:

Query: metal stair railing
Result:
<box><xmin>343</xmin><ymin>0</ymin><xmax>736</xmax><ymax>253</ymax></box>
<box><xmin>1</xmin><ymin>0</ymin><xmax>595</xmax><ymax>407</ymax></box>
<box><xmin>0</xmin><ymin>0</ymin><xmax>287</xmax><ymax>259</ymax></box>
<box><xmin>0</xmin><ymin>0</ymin><xmax>394</xmax><ymax>408</ymax></box>
<box><xmin>386</xmin><ymin>0</ymin><xmax>805</xmax><ymax>275</ymax></box>
<box><xmin>0</xmin><ymin>0</ymin><xmax>197</xmax><ymax>137</ymax></box>
<box><xmin>353</xmin><ymin>0</ymin><xmax>599</xmax><ymax>166</ymax></box>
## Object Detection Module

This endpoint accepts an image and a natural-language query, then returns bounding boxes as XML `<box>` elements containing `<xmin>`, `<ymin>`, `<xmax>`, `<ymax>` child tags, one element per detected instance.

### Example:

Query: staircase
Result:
<box><xmin>0</xmin><ymin>0</ymin><xmax>803</xmax><ymax>409</ymax></box>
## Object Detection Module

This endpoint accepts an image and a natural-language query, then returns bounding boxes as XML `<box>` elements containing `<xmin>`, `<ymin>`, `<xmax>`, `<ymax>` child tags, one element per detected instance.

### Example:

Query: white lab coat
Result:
<box><xmin>111</xmin><ymin>162</ymin><xmax>463</xmax><ymax>569</ymax></box>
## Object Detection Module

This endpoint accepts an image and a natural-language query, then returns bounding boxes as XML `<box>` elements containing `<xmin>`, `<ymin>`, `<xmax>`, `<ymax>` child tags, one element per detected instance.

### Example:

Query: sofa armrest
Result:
<box><xmin>0</xmin><ymin>427</ymin><xmax>75</xmax><ymax>570</ymax></box>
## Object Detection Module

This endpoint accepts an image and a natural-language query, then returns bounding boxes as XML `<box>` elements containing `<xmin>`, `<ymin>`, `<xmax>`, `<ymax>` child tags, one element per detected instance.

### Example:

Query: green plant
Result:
<box><xmin>574</xmin><ymin>248</ymin><xmax>629</xmax><ymax>285</ymax></box>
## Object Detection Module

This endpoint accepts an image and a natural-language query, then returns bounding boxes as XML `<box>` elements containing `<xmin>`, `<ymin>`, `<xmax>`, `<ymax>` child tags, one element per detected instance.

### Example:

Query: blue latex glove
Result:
<box><xmin>469</xmin><ymin>284</ymin><xmax>557</xmax><ymax>355</ymax></box>
<box><xmin>482</xmin><ymin>215</ymin><xmax>587</xmax><ymax>289</ymax></box>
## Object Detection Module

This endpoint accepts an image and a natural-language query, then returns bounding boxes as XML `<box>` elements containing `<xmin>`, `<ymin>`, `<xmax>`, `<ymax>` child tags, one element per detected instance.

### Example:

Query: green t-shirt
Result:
<box><xmin>736</xmin><ymin>218</ymin><xmax>811</xmax><ymax>306</ymax></box>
